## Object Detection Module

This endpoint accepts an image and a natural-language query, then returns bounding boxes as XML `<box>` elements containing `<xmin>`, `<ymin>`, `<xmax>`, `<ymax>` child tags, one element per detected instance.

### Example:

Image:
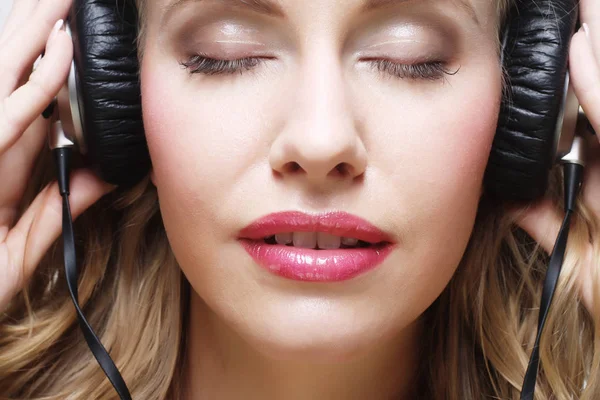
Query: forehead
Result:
<box><xmin>157</xmin><ymin>0</ymin><xmax>495</xmax><ymax>28</ymax></box>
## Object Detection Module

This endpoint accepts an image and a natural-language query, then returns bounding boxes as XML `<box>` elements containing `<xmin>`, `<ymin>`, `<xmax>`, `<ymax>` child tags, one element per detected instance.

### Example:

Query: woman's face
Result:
<box><xmin>140</xmin><ymin>0</ymin><xmax>501</xmax><ymax>360</ymax></box>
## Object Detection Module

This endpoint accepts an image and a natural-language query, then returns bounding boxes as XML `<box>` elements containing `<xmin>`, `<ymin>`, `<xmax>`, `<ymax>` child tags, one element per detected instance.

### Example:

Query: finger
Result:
<box><xmin>0</xmin><ymin>0</ymin><xmax>37</xmax><ymax>46</ymax></box>
<box><xmin>569</xmin><ymin>27</ymin><xmax>600</xmax><ymax>139</ymax></box>
<box><xmin>0</xmin><ymin>115</ymin><xmax>49</xmax><ymax>208</ymax></box>
<box><xmin>507</xmin><ymin>197</ymin><xmax>563</xmax><ymax>255</ymax></box>
<box><xmin>580</xmin><ymin>0</ymin><xmax>600</xmax><ymax>63</ymax></box>
<box><xmin>0</xmin><ymin>25</ymin><xmax>72</xmax><ymax>155</ymax></box>
<box><xmin>6</xmin><ymin>169</ymin><xmax>116</xmax><ymax>293</ymax></box>
<box><xmin>0</xmin><ymin>0</ymin><xmax>72</xmax><ymax>95</ymax></box>
<box><xmin>581</xmin><ymin>133</ymin><xmax>600</xmax><ymax>222</ymax></box>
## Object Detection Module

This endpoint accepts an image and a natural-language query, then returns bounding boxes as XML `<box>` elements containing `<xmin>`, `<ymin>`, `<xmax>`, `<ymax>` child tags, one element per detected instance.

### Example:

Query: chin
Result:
<box><xmin>231</xmin><ymin>299</ymin><xmax>405</xmax><ymax>363</ymax></box>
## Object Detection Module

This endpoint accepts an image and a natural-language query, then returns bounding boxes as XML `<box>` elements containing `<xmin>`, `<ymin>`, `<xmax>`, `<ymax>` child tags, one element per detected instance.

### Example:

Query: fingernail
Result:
<box><xmin>583</xmin><ymin>23</ymin><xmax>590</xmax><ymax>39</ymax></box>
<box><xmin>32</xmin><ymin>54</ymin><xmax>43</xmax><ymax>71</ymax></box>
<box><xmin>48</xmin><ymin>19</ymin><xmax>64</xmax><ymax>44</ymax></box>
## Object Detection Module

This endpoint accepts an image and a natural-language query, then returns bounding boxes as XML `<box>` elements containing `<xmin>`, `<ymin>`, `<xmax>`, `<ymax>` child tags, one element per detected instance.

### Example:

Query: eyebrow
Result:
<box><xmin>163</xmin><ymin>0</ymin><xmax>286</xmax><ymax>19</ymax></box>
<box><xmin>364</xmin><ymin>0</ymin><xmax>479</xmax><ymax>25</ymax></box>
<box><xmin>162</xmin><ymin>0</ymin><xmax>480</xmax><ymax>26</ymax></box>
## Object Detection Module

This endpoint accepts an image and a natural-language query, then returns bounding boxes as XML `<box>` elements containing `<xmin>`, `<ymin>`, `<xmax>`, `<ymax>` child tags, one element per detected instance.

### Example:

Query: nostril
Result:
<box><xmin>335</xmin><ymin>163</ymin><xmax>348</xmax><ymax>175</ymax></box>
<box><xmin>283</xmin><ymin>162</ymin><xmax>302</xmax><ymax>173</ymax></box>
<box><xmin>281</xmin><ymin>161</ymin><xmax>355</xmax><ymax>177</ymax></box>
<box><xmin>335</xmin><ymin>163</ymin><xmax>355</xmax><ymax>177</ymax></box>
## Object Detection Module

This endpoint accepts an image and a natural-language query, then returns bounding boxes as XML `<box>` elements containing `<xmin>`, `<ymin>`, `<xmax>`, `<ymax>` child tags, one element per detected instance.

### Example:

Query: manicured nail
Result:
<box><xmin>583</xmin><ymin>23</ymin><xmax>590</xmax><ymax>39</ymax></box>
<box><xmin>32</xmin><ymin>54</ymin><xmax>43</xmax><ymax>71</ymax></box>
<box><xmin>48</xmin><ymin>19</ymin><xmax>64</xmax><ymax>43</ymax></box>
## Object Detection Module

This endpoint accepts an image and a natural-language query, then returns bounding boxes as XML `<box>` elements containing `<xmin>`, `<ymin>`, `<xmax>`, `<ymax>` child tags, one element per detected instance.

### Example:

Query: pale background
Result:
<box><xmin>0</xmin><ymin>0</ymin><xmax>12</xmax><ymax>33</ymax></box>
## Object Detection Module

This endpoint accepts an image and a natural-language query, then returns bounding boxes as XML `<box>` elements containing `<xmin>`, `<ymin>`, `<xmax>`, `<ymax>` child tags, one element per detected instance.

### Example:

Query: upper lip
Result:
<box><xmin>238</xmin><ymin>211</ymin><xmax>395</xmax><ymax>244</ymax></box>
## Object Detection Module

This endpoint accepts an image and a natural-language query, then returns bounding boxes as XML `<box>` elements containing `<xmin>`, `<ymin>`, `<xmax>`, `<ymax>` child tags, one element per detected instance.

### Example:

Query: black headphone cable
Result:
<box><xmin>48</xmin><ymin>117</ymin><xmax>133</xmax><ymax>400</ymax></box>
<box><xmin>520</xmin><ymin>131</ymin><xmax>587</xmax><ymax>400</ymax></box>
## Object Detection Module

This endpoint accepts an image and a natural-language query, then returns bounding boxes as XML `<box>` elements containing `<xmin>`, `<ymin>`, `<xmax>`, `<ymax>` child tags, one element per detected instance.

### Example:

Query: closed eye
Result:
<box><xmin>363</xmin><ymin>59</ymin><xmax>459</xmax><ymax>81</ymax></box>
<box><xmin>180</xmin><ymin>54</ymin><xmax>268</xmax><ymax>75</ymax></box>
<box><xmin>180</xmin><ymin>54</ymin><xmax>459</xmax><ymax>81</ymax></box>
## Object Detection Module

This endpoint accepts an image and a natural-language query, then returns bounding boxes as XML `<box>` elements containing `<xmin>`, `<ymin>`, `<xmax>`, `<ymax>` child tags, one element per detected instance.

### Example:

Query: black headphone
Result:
<box><xmin>51</xmin><ymin>0</ymin><xmax>586</xmax><ymax>398</ymax></box>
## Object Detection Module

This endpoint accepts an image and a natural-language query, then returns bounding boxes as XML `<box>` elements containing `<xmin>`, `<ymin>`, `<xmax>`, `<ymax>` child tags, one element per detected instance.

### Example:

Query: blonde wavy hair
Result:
<box><xmin>2</xmin><ymin>0</ymin><xmax>599</xmax><ymax>398</ymax></box>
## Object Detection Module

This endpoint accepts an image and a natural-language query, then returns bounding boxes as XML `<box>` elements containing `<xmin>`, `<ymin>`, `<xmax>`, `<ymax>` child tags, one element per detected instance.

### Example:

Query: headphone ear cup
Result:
<box><xmin>69</xmin><ymin>0</ymin><xmax>150</xmax><ymax>187</ymax></box>
<box><xmin>485</xmin><ymin>0</ymin><xmax>578</xmax><ymax>202</ymax></box>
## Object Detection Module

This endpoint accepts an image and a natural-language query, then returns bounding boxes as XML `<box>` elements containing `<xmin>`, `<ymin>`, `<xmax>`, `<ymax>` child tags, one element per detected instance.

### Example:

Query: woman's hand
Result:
<box><xmin>0</xmin><ymin>0</ymin><xmax>115</xmax><ymax>312</ymax></box>
<box><xmin>511</xmin><ymin>0</ymin><xmax>600</xmax><ymax>316</ymax></box>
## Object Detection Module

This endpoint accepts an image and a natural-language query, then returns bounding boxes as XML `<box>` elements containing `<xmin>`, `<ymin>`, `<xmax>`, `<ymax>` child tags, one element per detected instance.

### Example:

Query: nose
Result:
<box><xmin>269</xmin><ymin>51</ymin><xmax>367</xmax><ymax>189</ymax></box>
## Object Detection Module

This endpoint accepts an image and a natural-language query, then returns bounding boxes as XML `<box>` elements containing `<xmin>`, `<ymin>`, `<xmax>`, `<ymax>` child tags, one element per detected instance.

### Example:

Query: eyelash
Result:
<box><xmin>181</xmin><ymin>54</ymin><xmax>266</xmax><ymax>76</ymax></box>
<box><xmin>180</xmin><ymin>54</ymin><xmax>460</xmax><ymax>81</ymax></box>
<box><xmin>366</xmin><ymin>59</ymin><xmax>459</xmax><ymax>81</ymax></box>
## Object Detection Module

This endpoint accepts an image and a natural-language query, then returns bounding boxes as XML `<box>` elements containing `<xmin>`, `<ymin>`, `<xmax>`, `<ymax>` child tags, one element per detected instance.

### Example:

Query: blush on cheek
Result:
<box><xmin>422</xmin><ymin>105</ymin><xmax>498</xmax><ymax>202</ymax></box>
<box><xmin>412</xmin><ymin>81</ymin><xmax>501</xmax><ymax>257</ymax></box>
<box><xmin>444</xmin><ymin>82</ymin><xmax>501</xmax><ymax>188</ymax></box>
<box><xmin>140</xmin><ymin>62</ymin><xmax>189</xmax><ymax>187</ymax></box>
<box><xmin>453</xmin><ymin>111</ymin><xmax>498</xmax><ymax>183</ymax></box>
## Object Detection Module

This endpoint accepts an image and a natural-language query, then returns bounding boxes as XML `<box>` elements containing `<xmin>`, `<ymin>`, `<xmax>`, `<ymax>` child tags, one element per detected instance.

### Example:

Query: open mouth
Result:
<box><xmin>239</xmin><ymin>211</ymin><xmax>395</xmax><ymax>282</ymax></box>
<box><xmin>261</xmin><ymin>233</ymin><xmax>388</xmax><ymax>250</ymax></box>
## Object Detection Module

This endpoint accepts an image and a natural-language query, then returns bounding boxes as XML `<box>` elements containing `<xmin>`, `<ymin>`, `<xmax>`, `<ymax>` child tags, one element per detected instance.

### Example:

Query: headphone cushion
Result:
<box><xmin>485</xmin><ymin>0</ymin><xmax>578</xmax><ymax>201</ymax></box>
<box><xmin>71</xmin><ymin>0</ymin><xmax>150</xmax><ymax>186</ymax></box>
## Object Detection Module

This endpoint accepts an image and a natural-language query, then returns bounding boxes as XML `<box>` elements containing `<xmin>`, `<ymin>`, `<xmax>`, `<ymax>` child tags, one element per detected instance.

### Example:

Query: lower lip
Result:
<box><xmin>239</xmin><ymin>240</ymin><xmax>394</xmax><ymax>282</ymax></box>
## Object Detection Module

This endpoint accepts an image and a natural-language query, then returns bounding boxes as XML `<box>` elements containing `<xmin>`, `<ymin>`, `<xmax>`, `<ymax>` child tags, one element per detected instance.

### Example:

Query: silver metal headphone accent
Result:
<box><xmin>56</xmin><ymin>20</ymin><xmax>87</xmax><ymax>154</ymax></box>
<box><xmin>560</xmin><ymin>133</ymin><xmax>586</xmax><ymax>167</ymax></box>
<box><xmin>48</xmin><ymin>120</ymin><xmax>75</xmax><ymax>150</ymax></box>
<box><xmin>560</xmin><ymin>106</ymin><xmax>592</xmax><ymax>167</ymax></box>
<box><xmin>553</xmin><ymin>71</ymin><xmax>580</xmax><ymax>162</ymax></box>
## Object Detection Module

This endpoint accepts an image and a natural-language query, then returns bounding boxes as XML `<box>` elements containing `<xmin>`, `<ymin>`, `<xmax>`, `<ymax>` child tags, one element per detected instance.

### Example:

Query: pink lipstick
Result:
<box><xmin>238</xmin><ymin>211</ymin><xmax>395</xmax><ymax>282</ymax></box>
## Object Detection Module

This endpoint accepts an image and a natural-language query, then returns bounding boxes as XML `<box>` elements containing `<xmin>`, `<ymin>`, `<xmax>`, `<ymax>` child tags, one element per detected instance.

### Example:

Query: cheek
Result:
<box><xmin>140</xmin><ymin>72</ymin><xmax>249</xmax><ymax>192</ymax></box>
<box><xmin>376</xmin><ymin>62</ymin><xmax>501</xmax><ymax>210</ymax></box>
<box><xmin>364</xmin><ymin>64</ymin><xmax>502</xmax><ymax>310</ymax></box>
<box><xmin>369</xmin><ymin>69</ymin><xmax>500</xmax><ymax>192</ymax></box>
<box><xmin>140</xmin><ymin>59</ymin><xmax>266</xmax><ymax>236</ymax></box>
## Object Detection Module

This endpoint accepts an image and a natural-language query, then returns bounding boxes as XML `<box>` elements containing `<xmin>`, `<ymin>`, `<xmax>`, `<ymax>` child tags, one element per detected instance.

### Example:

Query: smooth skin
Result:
<box><xmin>0</xmin><ymin>0</ymin><xmax>599</xmax><ymax>399</ymax></box>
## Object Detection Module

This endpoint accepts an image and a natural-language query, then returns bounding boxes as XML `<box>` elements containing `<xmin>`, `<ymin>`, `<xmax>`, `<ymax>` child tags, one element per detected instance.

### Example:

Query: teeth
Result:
<box><xmin>275</xmin><ymin>233</ymin><xmax>293</xmax><ymax>245</ymax></box>
<box><xmin>317</xmin><ymin>232</ymin><xmax>341</xmax><ymax>249</ymax></box>
<box><xmin>293</xmin><ymin>232</ymin><xmax>317</xmax><ymax>248</ymax></box>
<box><xmin>341</xmin><ymin>237</ymin><xmax>358</xmax><ymax>246</ymax></box>
<box><xmin>267</xmin><ymin>233</ymin><xmax>363</xmax><ymax>249</ymax></box>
